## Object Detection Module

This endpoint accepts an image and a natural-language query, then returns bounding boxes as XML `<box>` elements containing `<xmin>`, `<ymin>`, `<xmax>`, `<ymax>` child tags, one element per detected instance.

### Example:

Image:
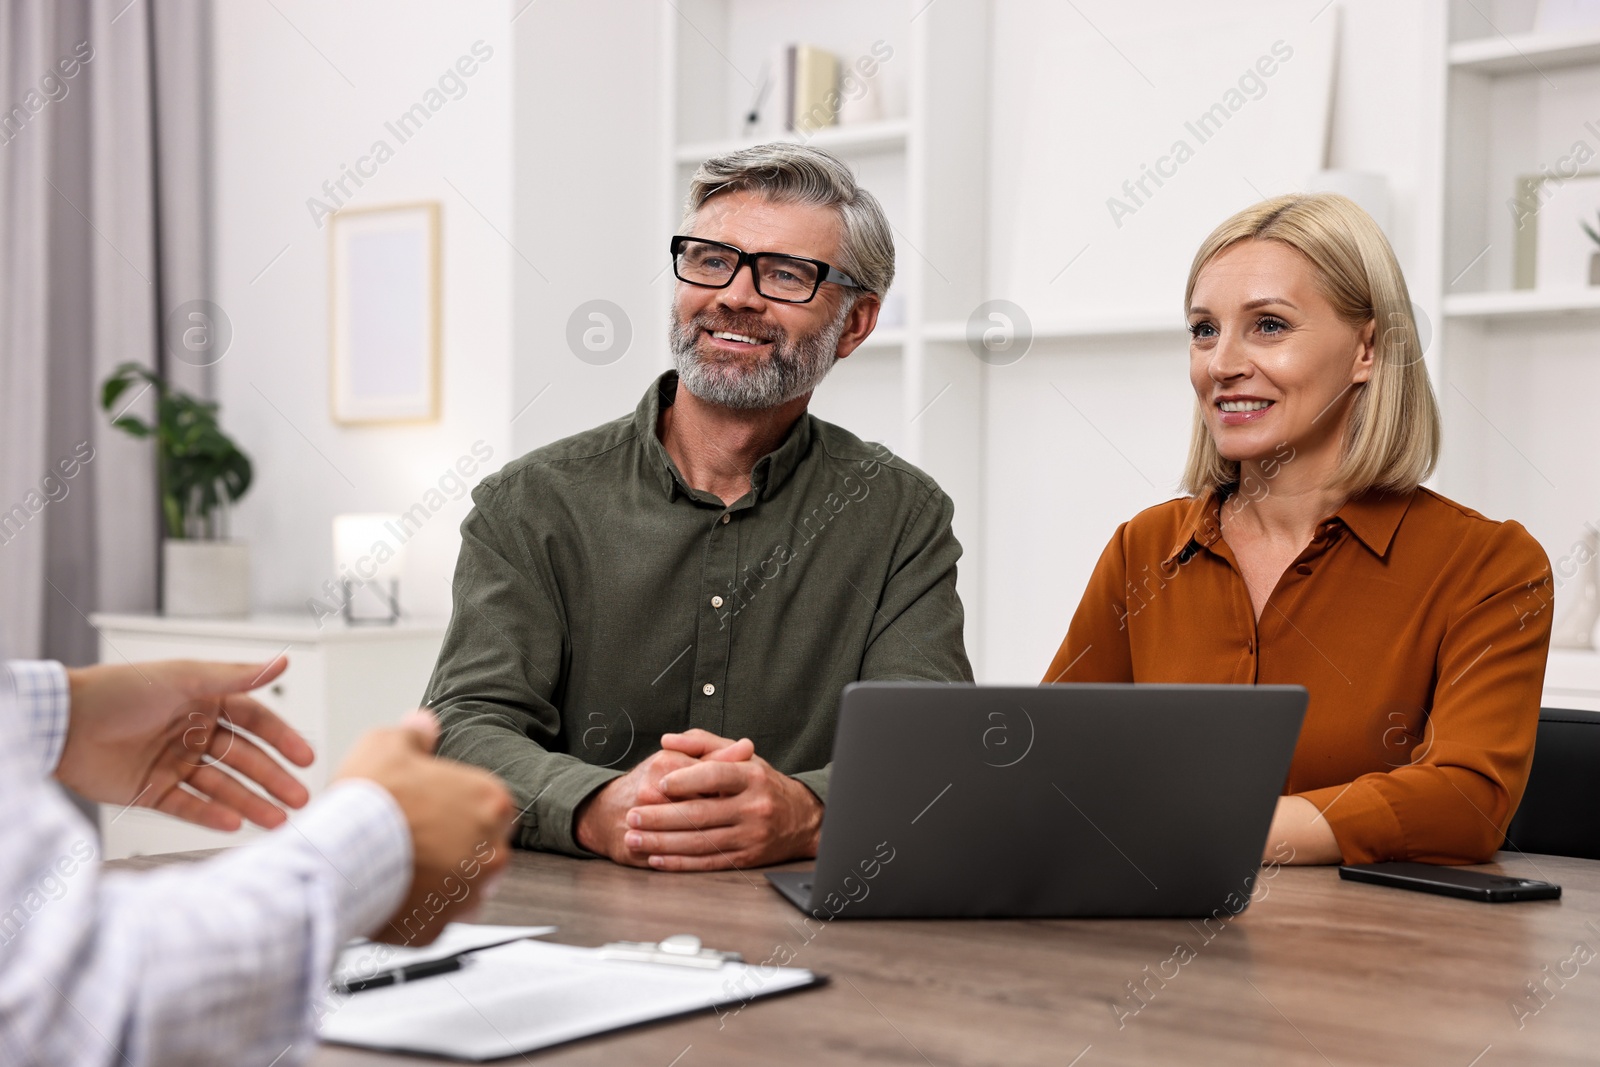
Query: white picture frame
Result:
<box><xmin>329</xmin><ymin>202</ymin><xmax>441</xmax><ymax>424</ymax></box>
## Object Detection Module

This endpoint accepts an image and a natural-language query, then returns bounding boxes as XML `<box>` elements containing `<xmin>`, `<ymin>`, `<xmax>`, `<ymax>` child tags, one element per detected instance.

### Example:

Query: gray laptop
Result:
<box><xmin>766</xmin><ymin>682</ymin><xmax>1307</xmax><ymax>919</ymax></box>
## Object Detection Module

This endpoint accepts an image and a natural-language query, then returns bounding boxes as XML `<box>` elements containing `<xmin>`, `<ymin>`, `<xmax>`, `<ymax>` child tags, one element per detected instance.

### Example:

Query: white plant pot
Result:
<box><xmin>163</xmin><ymin>539</ymin><xmax>250</xmax><ymax>618</ymax></box>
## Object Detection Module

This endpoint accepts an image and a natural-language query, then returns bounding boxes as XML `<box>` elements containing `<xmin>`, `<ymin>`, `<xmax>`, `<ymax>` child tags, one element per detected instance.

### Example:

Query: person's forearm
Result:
<box><xmin>1263</xmin><ymin>794</ymin><xmax>1342</xmax><ymax>864</ymax></box>
<box><xmin>108</xmin><ymin>782</ymin><xmax>410</xmax><ymax>1064</ymax></box>
<box><xmin>435</xmin><ymin>704</ymin><xmax>621</xmax><ymax>855</ymax></box>
<box><xmin>0</xmin><ymin>766</ymin><xmax>408</xmax><ymax>1065</ymax></box>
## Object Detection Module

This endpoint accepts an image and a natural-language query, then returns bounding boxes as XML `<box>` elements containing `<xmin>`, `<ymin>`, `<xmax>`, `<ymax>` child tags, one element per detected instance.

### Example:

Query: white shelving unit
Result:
<box><xmin>1448</xmin><ymin>28</ymin><xmax>1600</xmax><ymax>75</ymax></box>
<box><xmin>1441</xmin><ymin>2</ymin><xmax>1600</xmax><ymax>707</ymax></box>
<box><xmin>1443</xmin><ymin>288</ymin><xmax>1600</xmax><ymax>321</ymax></box>
<box><xmin>658</xmin><ymin>0</ymin><xmax>990</xmax><ymax>664</ymax></box>
<box><xmin>922</xmin><ymin>313</ymin><xmax>1189</xmax><ymax>344</ymax></box>
<box><xmin>672</xmin><ymin>117</ymin><xmax>911</xmax><ymax>163</ymax></box>
<box><xmin>649</xmin><ymin>2</ymin><xmax>1600</xmax><ymax>694</ymax></box>
<box><xmin>853</xmin><ymin>325</ymin><xmax>908</xmax><ymax>350</ymax></box>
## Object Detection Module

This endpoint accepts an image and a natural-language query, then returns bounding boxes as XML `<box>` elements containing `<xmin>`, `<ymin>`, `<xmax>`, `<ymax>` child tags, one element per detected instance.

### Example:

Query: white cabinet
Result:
<box><xmin>89</xmin><ymin>612</ymin><xmax>445</xmax><ymax>859</ymax></box>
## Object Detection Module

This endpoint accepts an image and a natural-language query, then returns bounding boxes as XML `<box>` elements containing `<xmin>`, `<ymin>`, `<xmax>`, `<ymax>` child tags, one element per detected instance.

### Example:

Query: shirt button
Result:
<box><xmin>1295</xmin><ymin>564</ymin><xmax>1313</xmax><ymax>575</ymax></box>
<box><xmin>720</xmin><ymin>514</ymin><xmax>731</xmax><ymax>524</ymax></box>
<box><xmin>711</xmin><ymin>595</ymin><xmax>724</xmax><ymax>608</ymax></box>
<box><xmin>702</xmin><ymin>683</ymin><xmax>716</xmax><ymax>696</ymax></box>
<box><xmin>1246</xmin><ymin>640</ymin><xmax>1256</xmax><ymax>654</ymax></box>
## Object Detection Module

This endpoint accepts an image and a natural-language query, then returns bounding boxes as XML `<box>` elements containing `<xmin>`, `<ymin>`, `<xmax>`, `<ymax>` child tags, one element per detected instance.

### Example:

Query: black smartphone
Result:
<box><xmin>1339</xmin><ymin>861</ymin><xmax>1561</xmax><ymax>902</ymax></box>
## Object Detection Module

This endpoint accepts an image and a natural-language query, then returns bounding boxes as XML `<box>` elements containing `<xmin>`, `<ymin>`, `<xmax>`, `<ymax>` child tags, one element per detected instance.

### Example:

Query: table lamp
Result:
<box><xmin>333</xmin><ymin>513</ymin><xmax>405</xmax><ymax>624</ymax></box>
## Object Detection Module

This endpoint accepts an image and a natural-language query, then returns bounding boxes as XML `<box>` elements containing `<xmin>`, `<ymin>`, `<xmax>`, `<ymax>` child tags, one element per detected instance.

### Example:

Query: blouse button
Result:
<box><xmin>711</xmin><ymin>595</ymin><xmax>724</xmax><ymax>608</ymax></box>
<box><xmin>702</xmin><ymin>683</ymin><xmax>716</xmax><ymax>696</ymax></box>
<box><xmin>1295</xmin><ymin>564</ymin><xmax>1313</xmax><ymax>575</ymax></box>
<box><xmin>720</xmin><ymin>514</ymin><xmax>731</xmax><ymax>524</ymax></box>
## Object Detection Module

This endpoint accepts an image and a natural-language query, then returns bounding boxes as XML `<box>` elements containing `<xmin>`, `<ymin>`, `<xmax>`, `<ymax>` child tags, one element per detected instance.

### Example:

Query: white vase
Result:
<box><xmin>163</xmin><ymin>540</ymin><xmax>250</xmax><ymax>618</ymax></box>
<box><xmin>1553</xmin><ymin>527</ymin><xmax>1600</xmax><ymax>649</ymax></box>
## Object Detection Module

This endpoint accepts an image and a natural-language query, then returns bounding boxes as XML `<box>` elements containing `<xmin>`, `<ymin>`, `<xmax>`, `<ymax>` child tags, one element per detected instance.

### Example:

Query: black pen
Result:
<box><xmin>336</xmin><ymin>954</ymin><xmax>465</xmax><ymax>994</ymax></box>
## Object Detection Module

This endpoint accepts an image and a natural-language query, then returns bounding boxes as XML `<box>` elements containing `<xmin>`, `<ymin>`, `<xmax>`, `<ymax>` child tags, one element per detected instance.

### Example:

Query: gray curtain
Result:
<box><xmin>0</xmin><ymin>0</ymin><xmax>212</xmax><ymax>663</ymax></box>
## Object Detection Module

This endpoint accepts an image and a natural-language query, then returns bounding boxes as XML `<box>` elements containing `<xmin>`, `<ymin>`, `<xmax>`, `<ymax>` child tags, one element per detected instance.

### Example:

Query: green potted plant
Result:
<box><xmin>1581</xmin><ymin>211</ymin><xmax>1600</xmax><ymax>286</ymax></box>
<box><xmin>101</xmin><ymin>362</ymin><xmax>254</xmax><ymax>617</ymax></box>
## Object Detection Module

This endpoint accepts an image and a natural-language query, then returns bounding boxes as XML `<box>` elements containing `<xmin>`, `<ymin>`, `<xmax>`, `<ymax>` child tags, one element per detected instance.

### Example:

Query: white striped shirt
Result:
<box><xmin>0</xmin><ymin>660</ymin><xmax>412</xmax><ymax>1066</ymax></box>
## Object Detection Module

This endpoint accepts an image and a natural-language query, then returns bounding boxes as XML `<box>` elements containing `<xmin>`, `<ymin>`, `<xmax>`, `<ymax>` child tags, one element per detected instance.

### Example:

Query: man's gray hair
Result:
<box><xmin>682</xmin><ymin>142</ymin><xmax>896</xmax><ymax>298</ymax></box>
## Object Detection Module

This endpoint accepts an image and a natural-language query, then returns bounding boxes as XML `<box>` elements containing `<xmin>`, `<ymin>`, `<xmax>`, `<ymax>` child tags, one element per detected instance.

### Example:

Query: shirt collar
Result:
<box><xmin>634</xmin><ymin>370</ymin><xmax>816</xmax><ymax>504</ymax></box>
<box><xmin>1164</xmin><ymin>492</ymin><xmax>1226</xmax><ymax>566</ymax></box>
<box><xmin>1329</xmin><ymin>488</ymin><xmax>1416</xmax><ymax>556</ymax></box>
<box><xmin>1163</xmin><ymin>485</ymin><xmax>1418</xmax><ymax>565</ymax></box>
<box><xmin>635</xmin><ymin>371</ymin><xmax>682</xmax><ymax>500</ymax></box>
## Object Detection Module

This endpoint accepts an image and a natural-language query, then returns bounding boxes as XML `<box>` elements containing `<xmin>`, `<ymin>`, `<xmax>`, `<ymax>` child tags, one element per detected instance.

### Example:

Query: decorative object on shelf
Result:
<box><xmin>837</xmin><ymin>41</ymin><xmax>895</xmax><ymax>126</ymax></box>
<box><xmin>837</xmin><ymin>75</ymin><xmax>883</xmax><ymax>126</ymax></box>
<box><xmin>330</xmin><ymin>202</ymin><xmax>441</xmax><ymax>424</ymax></box>
<box><xmin>742</xmin><ymin>55</ymin><xmax>777</xmax><ymax>136</ymax></box>
<box><xmin>1554</xmin><ymin>525</ymin><xmax>1600</xmax><ymax>650</ymax></box>
<box><xmin>333</xmin><ymin>513</ymin><xmax>405</xmax><ymax>624</ymax></box>
<box><xmin>1581</xmin><ymin>210</ymin><xmax>1600</xmax><ymax>285</ymax></box>
<box><xmin>100</xmin><ymin>362</ymin><xmax>253</xmax><ymax>617</ymax></box>
<box><xmin>1512</xmin><ymin>171</ymin><xmax>1600</xmax><ymax>290</ymax></box>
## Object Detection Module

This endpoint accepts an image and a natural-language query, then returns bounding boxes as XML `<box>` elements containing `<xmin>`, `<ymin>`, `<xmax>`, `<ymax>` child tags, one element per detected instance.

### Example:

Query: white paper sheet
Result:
<box><xmin>319</xmin><ymin>939</ymin><xmax>819</xmax><ymax>1061</ymax></box>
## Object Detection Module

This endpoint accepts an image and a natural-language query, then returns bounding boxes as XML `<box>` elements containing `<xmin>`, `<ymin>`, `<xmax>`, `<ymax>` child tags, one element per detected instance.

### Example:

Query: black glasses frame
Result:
<box><xmin>670</xmin><ymin>235</ymin><xmax>862</xmax><ymax>304</ymax></box>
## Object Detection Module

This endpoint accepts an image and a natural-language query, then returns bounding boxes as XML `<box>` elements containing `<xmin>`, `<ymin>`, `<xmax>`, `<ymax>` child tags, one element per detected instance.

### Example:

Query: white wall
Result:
<box><xmin>510</xmin><ymin>0</ymin><xmax>669</xmax><ymax>459</ymax></box>
<box><xmin>211</xmin><ymin>0</ymin><xmax>514</xmax><ymax>620</ymax></box>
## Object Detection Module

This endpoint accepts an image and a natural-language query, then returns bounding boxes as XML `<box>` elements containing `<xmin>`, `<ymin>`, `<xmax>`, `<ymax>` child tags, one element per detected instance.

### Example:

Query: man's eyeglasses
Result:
<box><xmin>670</xmin><ymin>236</ymin><xmax>862</xmax><ymax>304</ymax></box>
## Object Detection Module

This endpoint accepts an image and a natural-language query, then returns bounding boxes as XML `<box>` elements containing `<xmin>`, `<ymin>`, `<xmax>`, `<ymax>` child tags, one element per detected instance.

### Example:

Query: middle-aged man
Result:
<box><xmin>0</xmin><ymin>655</ymin><xmax>515</xmax><ymax>1066</ymax></box>
<box><xmin>428</xmin><ymin>142</ymin><xmax>972</xmax><ymax>871</ymax></box>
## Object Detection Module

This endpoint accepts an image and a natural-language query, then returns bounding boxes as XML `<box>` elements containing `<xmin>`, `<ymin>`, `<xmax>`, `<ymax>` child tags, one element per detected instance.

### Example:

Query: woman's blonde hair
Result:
<box><xmin>1180</xmin><ymin>192</ymin><xmax>1439</xmax><ymax>497</ymax></box>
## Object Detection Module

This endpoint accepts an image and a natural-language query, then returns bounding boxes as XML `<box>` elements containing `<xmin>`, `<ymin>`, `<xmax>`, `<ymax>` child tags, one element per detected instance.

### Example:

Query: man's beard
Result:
<box><xmin>669</xmin><ymin>300</ymin><xmax>850</xmax><ymax>411</ymax></box>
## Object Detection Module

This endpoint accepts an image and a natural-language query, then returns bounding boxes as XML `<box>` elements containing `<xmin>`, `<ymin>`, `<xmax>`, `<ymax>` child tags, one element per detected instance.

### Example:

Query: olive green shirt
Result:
<box><xmin>427</xmin><ymin>371</ymin><xmax>972</xmax><ymax>856</ymax></box>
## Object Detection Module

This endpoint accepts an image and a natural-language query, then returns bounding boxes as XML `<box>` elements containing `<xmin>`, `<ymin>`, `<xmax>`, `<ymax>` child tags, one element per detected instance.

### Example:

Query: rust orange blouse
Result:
<box><xmin>1042</xmin><ymin>486</ymin><xmax>1554</xmax><ymax>864</ymax></box>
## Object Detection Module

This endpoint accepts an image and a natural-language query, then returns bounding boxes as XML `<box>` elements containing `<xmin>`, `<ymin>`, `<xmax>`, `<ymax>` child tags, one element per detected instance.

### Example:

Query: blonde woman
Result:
<box><xmin>1043</xmin><ymin>193</ymin><xmax>1553</xmax><ymax>865</ymax></box>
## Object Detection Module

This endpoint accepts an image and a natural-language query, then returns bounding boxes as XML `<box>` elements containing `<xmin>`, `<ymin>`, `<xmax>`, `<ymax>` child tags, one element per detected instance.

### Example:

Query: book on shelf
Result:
<box><xmin>747</xmin><ymin>44</ymin><xmax>841</xmax><ymax>139</ymax></box>
<box><xmin>789</xmin><ymin>44</ymin><xmax>840</xmax><ymax>135</ymax></box>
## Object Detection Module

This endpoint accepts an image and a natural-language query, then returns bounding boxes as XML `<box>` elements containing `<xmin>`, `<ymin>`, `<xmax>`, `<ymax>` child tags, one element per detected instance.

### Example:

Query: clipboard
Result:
<box><xmin>318</xmin><ymin>935</ymin><xmax>825</xmax><ymax>1060</ymax></box>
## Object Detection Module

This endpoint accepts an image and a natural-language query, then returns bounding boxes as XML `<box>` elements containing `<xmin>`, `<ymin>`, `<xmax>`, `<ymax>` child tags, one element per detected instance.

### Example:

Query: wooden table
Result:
<box><xmin>114</xmin><ymin>849</ymin><xmax>1600</xmax><ymax>1065</ymax></box>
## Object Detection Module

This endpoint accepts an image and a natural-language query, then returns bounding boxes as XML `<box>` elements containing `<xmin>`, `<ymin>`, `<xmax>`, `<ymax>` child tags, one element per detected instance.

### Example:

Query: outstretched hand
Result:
<box><xmin>59</xmin><ymin>656</ymin><xmax>314</xmax><ymax>832</ymax></box>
